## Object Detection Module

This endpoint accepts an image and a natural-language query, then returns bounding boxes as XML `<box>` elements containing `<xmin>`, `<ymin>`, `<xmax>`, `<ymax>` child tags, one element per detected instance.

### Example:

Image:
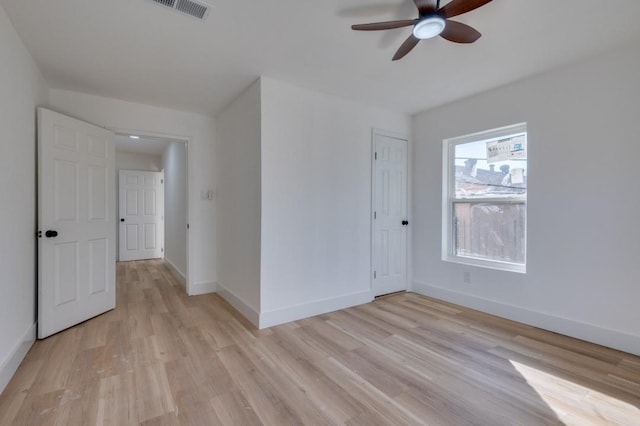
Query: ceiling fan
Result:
<box><xmin>351</xmin><ymin>0</ymin><xmax>493</xmax><ymax>61</ymax></box>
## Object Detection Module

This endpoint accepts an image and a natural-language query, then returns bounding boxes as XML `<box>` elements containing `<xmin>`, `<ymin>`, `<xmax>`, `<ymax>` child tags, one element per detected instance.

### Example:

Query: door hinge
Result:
<box><xmin>161</xmin><ymin>179</ymin><xmax>164</xmax><ymax>184</ymax></box>
<box><xmin>187</xmin><ymin>224</ymin><xmax>190</xmax><ymax>229</ymax></box>
<box><xmin>374</xmin><ymin>211</ymin><xmax>377</xmax><ymax>220</ymax></box>
<box><xmin>375</xmin><ymin>152</ymin><xmax>378</xmax><ymax>160</ymax></box>
<box><xmin>161</xmin><ymin>248</ymin><xmax>164</xmax><ymax>252</ymax></box>
<box><xmin>374</xmin><ymin>271</ymin><xmax>377</xmax><ymax>279</ymax></box>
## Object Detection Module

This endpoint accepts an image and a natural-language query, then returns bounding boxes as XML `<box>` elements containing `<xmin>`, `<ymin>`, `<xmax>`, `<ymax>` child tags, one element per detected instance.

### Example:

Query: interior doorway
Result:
<box><xmin>114</xmin><ymin>133</ymin><xmax>189</xmax><ymax>287</ymax></box>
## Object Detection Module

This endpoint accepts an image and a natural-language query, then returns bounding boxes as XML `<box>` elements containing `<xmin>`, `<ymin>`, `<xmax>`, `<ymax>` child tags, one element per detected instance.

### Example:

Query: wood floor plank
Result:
<box><xmin>95</xmin><ymin>373</ymin><xmax>138</xmax><ymax>425</ymax></box>
<box><xmin>259</xmin><ymin>334</ymin><xmax>365</xmax><ymax>423</ymax></box>
<box><xmin>210</xmin><ymin>390</ymin><xmax>262</xmax><ymax>426</ymax></box>
<box><xmin>216</xmin><ymin>344</ymin><xmax>304</xmax><ymax>425</ymax></box>
<box><xmin>1</xmin><ymin>259</ymin><xmax>639</xmax><ymax>425</ymax></box>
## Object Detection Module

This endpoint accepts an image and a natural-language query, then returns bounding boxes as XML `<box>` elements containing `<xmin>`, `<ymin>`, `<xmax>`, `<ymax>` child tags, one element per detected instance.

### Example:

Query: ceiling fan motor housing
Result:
<box><xmin>413</xmin><ymin>15</ymin><xmax>446</xmax><ymax>39</ymax></box>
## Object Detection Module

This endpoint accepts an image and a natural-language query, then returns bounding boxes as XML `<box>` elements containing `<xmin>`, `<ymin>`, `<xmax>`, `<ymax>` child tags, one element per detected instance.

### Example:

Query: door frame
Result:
<box><xmin>110</xmin><ymin>127</ymin><xmax>192</xmax><ymax>295</ymax></box>
<box><xmin>118</xmin><ymin>169</ymin><xmax>165</xmax><ymax>262</ymax></box>
<box><xmin>370</xmin><ymin>128</ymin><xmax>411</xmax><ymax>295</ymax></box>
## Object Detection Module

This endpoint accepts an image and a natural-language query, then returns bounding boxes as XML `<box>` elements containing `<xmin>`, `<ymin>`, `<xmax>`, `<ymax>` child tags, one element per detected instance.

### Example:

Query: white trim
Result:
<box><xmin>0</xmin><ymin>322</ymin><xmax>36</xmax><ymax>394</ymax></box>
<box><xmin>372</xmin><ymin>127</ymin><xmax>408</xmax><ymax>143</ymax></box>
<box><xmin>160</xmin><ymin>169</ymin><xmax>165</xmax><ymax>260</ymax></box>
<box><xmin>371</xmin><ymin>128</ymin><xmax>410</xmax><ymax>296</ymax></box>
<box><xmin>183</xmin><ymin>140</ymin><xmax>192</xmax><ymax>296</ymax></box>
<box><xmin>412</xmin><ymin>280</ymin><xmax>640</xmax><ymax>356</ymax></box>
<box><xmin>189</xmin><ymin>281</ymin><xmax>217</xmax><ymax>296</ymax></box>
<box><xmin>443</xmin><ymin>255</ymin><xmax>526</xmax><ymax>274</ymax></box>
<box><xmin>444</xmin><ymin>122</ymin><xmax>528</xmax><ymax>147</ymax></box>
<box><xmin>117</xmin><ymin>169</ymin><xmax>165</xmax><ymax>262</ymax></box>
<box><xmin>216</xmin><ymin>284</ymin><xmax>260</xmax><ymax>327</ymax></box>
<box><xmin>370</xmin><ymin>131</ymin><xmax>376</xmax><ymax>291</ymax></box>
<box><xmin>109</xmin><ymin>126</ymin><xmax>192</xmax><ymax>295</ymax></box>
<box><xmin>442</xmin><ymin>122</ymin><xmax>528</xmax><ymax>273</ymax></box>
<box><xmin>164</xmin><ymin>258</ymin><xmax>186</xmax><ymax>287</ymax></box>
<box><xmin>259</xmin><ymin>290</ymin><xmax>373</xmax><ymax>329</ymax></box>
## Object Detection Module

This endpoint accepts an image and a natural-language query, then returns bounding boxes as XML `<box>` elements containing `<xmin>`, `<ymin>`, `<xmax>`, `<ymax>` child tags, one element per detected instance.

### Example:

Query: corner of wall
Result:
<box><xmin>188</xmin><ymin>281</ymin><xmax>217</xmax><ymax>296</ymax></box>
<box><xmin>216</xmin><ymin>283</ymin><xmax>260</xmax><ymax>327</ymax></box>
<box><xmin>258</xmin><ymin>291</ymin><xmax>374</xmax><ymax>330</ymax></box>
<box><xmin>165</xmin><ymin>257</ymin><xmax>187</xmax><ymax>287</ymax></box>
<box><xmin>0</xmin><ymin>322</ymin><xmax>36</xmax><ymax>394</ymax></box>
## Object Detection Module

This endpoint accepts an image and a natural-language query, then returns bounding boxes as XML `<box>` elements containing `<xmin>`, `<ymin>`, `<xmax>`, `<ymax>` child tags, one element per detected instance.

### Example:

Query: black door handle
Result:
<box><xmin>120</xmin><ymin>218</ymin><xmax>125</xmax><ymax>222</ymax></box>
<box><xmin>45</xmin><ymin>230</ymin><xmax>58</xmax><ymax>238</ymax></box>
<box><xmin>402</xmin><ymin>220</ymin><xmax>409</xmax><ymax>226</ymax></box>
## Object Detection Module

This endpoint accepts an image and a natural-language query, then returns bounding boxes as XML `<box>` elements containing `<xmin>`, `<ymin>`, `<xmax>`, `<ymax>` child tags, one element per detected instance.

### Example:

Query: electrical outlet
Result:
<box><xmin>463</xmin><ymin>271</ymin><xmax>471</xmax><ymax>284</ymax></box>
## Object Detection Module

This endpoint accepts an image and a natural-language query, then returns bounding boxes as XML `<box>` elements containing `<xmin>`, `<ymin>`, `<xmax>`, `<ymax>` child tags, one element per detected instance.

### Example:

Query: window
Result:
<box><xmin>443</xmin><ymin>123</ymin><xmax>527</xmax><ymax>273</ymax></box>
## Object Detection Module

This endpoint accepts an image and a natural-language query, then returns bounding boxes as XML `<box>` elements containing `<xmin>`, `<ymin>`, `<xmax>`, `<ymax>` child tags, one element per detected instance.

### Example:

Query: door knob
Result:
<box><xmin>402</xmin><ymin>220</ymin><xmax>409</xmax><ymax>226</ymax></box>
<box><xmin>45</xmin><ymin>230</ymin><xmax>58</xmax><ymax>238</ymax></box>
<box><xmin>120</xmin><ymin>218</ymin><xmax>125</xmax><ymax>222</ymax></box>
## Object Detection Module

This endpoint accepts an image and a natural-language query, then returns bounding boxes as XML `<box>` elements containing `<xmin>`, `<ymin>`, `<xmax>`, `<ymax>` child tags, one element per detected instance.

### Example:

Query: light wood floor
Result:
<box><xmin>1</xmin><ymin>260</ymin><xmax>639</xmax><ymax>425</ymax></box>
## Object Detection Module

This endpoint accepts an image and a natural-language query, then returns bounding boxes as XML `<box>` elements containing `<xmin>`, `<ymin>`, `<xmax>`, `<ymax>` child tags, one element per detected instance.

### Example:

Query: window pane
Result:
<box><xmin>454</xmin><ymin>202</ymin><xmax>525</xmax><ymax>264</ymax></box>
<box><xmin>454</xmin><ymin>138</ymin><xmax>526</xmax><ymax>199</ymax></box>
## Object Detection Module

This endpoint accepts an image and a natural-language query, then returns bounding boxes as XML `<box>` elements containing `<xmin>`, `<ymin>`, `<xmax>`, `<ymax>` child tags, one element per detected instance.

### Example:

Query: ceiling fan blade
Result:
<box><xmin>440</xmin><ymin>20</ymin><xmax>481</xmax><ymax>43</ymax></box>
<box><xmin>352</xmin><ymin>19</ymin><xmax>417</xmax><ymax>31</ymax></box>
<box><xmin>439</xmin><ymin>0</ymin><xmax>493</xmax><ymax>19</ymax></box>
<box><xmin>413</xmin><ymin>0</ymin><xmax>438</xmax><ymax>15</ymax></box>
<box><xmin>392</xmin><ymin>34</ymin><xmax>420</xmax><ymax>61</ymax></box>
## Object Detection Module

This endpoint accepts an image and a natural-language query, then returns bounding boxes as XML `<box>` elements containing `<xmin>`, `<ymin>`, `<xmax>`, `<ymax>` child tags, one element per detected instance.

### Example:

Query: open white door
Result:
<box><xmin>118</xmin><ymin>170</ymin><xmax>164</xmax><ymax>261</ymax></box>
<box><xmin>38</xmin><ymin>108</ymin><xmax>116</xmax><ymax>339</ymax></box>
<box><xmin>372</xmin><ymin>131</ymin><xmax>408</xmax><ymax>296</ymax></box>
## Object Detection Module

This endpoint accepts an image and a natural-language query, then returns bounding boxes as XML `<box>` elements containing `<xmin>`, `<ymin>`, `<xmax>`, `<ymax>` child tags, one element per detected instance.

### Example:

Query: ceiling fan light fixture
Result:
<box><xmin>412</xmin><ymin>16</ymin><xmax>446</xmax><ymax>40</ymax></box>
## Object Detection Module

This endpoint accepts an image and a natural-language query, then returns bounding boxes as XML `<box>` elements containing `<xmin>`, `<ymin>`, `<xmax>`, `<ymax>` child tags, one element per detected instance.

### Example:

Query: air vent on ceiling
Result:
<box><xmin>150</xmin><ymin>0</ymin><xmax>211</xmax><ymax>20</ymax></box>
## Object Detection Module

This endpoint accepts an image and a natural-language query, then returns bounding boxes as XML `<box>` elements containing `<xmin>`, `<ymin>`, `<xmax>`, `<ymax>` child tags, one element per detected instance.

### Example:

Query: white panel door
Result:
<box><xmin>38</xmin><ymin>108</ymin><xmax>115</xmax><ymax>339</ymax></box>
<box><xmin>119</xmin><ymin>170</ymin><xmax>164</xmax><ymax>261</ymax></box>
<box><xmin>373</xmin><ymin>132</ymin><xmax>408</xmax><ymax>296</ymax></box>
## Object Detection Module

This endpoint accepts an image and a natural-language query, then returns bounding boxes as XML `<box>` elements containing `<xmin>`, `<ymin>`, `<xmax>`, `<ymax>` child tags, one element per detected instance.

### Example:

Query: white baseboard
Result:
<box><xmin>163</xmin><ymin>259</ymin><xmax>216</xmax><ymax>296</ymax></box>
<box><xmin>412</xmin><ymin>281</ymin><xmax>640</xmax><ymax>356</ymax></box>
<box><xmin>259</xmin><ymin>290</ymin><xmax>374</xmax><ymax>329</ymax></box>
<box><xmin>188</xmin><ymin>281</ymin><xmax>217</xmax><ymax>296</ymax></box>
<box><xmin>164</xmin><ymin>258</ymin><xmax>186</xmax><ymax>287</ymax></box>
<box><xmin>216</xmin><ymin>284</ymin><xmax>260</xmax><ymax>327</ymax></box>
<box><xmin>0</xmin><ymin>322</ymin><xmax>36</xmax><ymax>394</ymax></box>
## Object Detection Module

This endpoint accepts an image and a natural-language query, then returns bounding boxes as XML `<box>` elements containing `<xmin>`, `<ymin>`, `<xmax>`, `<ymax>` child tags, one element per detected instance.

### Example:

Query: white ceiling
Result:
<box><xmin>114</xmin><ymin>133</ymin><xmax>178</xmax><ymax>156</ymax></box>
<box><xmin>3</xmin><ymin>0</ymin><xmax>640</xmax><ymax>117</ymax></box>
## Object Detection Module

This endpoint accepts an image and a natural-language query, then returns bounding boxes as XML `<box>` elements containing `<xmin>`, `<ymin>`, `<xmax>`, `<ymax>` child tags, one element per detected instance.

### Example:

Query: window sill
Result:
<box><xmin>443</xmin><ymin>254</ymin><xmax>526</xmax><ymax>274</ymax></box>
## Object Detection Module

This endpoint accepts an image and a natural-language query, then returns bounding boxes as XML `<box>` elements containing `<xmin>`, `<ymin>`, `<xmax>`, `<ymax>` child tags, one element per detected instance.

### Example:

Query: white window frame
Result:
<box><xmin>442</xmin><ymin>123</ymin><xmax>527</xmax><ymax>273</ymax></box>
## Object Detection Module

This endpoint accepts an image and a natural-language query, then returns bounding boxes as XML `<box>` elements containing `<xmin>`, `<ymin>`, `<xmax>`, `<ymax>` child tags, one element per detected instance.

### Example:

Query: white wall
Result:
<box><xmin>115</xmin><ymin>150</ymin><xmax>162</xmax><ymax>172</ymax></box>
<box><xmin>0</xmin><ymin>4</ymin><xmax>48</xmax><ymax>393</ymax></box>
<box><xmin>162</xmin><ymin>141</ymin><xmax>188</xmax><ymax>280</ymax></box>
<box><xmin>259</xmin><ymin>77</ymin><xmax>411</xmax><ymax>327</ymax></box>
<box><xmin>216</xmin><ymin>80</ymin><xmax>262</xmax><ymax>323</ymax></box>
<box><xmin>49</xmin><ymin>90</ymin><xmax>217</xmax><ymax>295</ymax></box>
<box><xmin>412</xmin><ymin>44</ymin><xmax>640</xmax><ymax>355</ymax></box>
